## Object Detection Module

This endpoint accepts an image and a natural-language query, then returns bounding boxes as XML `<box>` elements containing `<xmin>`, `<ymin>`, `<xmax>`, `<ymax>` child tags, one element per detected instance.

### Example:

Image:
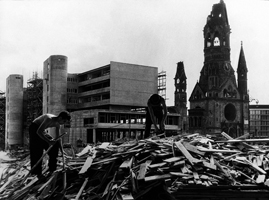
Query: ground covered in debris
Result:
<box><xmin>1</xmin><ymin>132</ymin><xmax>269</xmax><ymax>200</ymax></box>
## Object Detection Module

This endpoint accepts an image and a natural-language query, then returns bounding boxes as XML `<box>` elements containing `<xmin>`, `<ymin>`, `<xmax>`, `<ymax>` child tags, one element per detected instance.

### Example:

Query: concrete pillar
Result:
<box><xmin>93</xmin><ymin>128</ymin><xmax>96</xmax><ymax>143</ymax></box>
<box><xmin>5</xmin><ymin>74</ymin><xmax>24</xmax><ymax>149</ymax></box>
<box><xmin>43</xmin><ymin>55</ymin><xmax>68</xmax><ymax>137</ymax></box>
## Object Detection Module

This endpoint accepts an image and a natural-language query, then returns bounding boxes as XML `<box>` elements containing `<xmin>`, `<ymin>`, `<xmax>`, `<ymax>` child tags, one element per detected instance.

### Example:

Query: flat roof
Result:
<box><xmin>249</xmin><ymin>104</ymin><xmax>269</xmax><ymax>109</ymax></box>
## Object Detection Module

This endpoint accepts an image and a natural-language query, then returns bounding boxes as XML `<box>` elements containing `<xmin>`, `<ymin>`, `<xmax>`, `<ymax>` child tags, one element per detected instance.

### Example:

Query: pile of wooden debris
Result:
<box><xmin>1</xmin><ymin>132</ymin><xmax>269</xmax><ymax>200</ymax></box>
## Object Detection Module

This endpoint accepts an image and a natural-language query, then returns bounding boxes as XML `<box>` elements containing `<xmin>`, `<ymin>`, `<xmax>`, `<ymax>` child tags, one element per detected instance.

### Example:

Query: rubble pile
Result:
<box><xmin>1</xmin><ymin>132</ymin><xmax>269</xmax><ymax>200</ymax></box>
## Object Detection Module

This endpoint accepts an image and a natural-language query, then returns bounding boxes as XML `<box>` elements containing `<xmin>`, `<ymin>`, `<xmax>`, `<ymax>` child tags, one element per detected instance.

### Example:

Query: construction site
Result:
<box><xmin>1</xmin><ymin>0</ymin><xmax>269</xmax><ymax>199</ymax></box>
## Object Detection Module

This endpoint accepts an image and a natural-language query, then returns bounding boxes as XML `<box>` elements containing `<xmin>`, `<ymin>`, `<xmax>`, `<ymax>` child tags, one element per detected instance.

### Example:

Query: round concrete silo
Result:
<box><xmin>43</xmin><ymin>55</ymin><xmax>68</xmax><ymax>137</ymax></box>
<box><xmin>5</xmin><ymin>74</ymin><xmax>24</xmax><ymax>148</ymax></box>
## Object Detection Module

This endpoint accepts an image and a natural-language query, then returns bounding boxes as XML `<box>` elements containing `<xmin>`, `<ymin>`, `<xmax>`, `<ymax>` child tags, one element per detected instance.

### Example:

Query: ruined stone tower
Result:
<box><xmin>188</xmin><ymin>0</ymin><xmax>249</xmax><ymax>137</ymax></box>
<box><xmin>174</xmin><ymin>62</ymin><xmax>187</xmax><ymax>132</ymax></box>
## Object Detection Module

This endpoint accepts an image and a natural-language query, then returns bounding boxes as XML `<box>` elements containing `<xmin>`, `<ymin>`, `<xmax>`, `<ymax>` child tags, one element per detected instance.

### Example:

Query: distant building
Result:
<box><xmin>188</xmin><ymin>1</ymin><xmax>249</xmax><ymax>137</ymax></box>
<box><xmin>249</xmin><ymin>105</ymin><xmax>269</xmax><ymax>138</ymax></box>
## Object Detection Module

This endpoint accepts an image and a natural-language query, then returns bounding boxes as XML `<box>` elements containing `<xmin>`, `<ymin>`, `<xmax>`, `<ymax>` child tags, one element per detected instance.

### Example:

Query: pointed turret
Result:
<box><xmin>237</xmin><ymin>42</ymin><xmax>248</xmax><ymax>99</ymax></box>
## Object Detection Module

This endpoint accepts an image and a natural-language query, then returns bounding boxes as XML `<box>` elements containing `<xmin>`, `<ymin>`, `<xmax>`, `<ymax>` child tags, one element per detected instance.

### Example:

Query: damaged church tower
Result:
<box><xmin>188</xmin><ymin>0</ymin><xmax>249</xmax><ymax>137</ymax></box>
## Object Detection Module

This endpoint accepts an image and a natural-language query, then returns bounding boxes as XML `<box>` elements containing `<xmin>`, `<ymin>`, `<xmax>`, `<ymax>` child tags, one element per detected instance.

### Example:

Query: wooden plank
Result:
<box><xmin>170</xmin><ymin>172</ymin><xmax>191</xmax><ymax>177</ymax></box>
<box><xmin>174</xmin><ymin>141</ymin><xmax>201</xmax><ymax>165</ymax></box>
<box><xmin>245</xmin><ymin>159</ymin><xmax>267</xmax><ymax>174</ymax></box>
<box><xmin>137</xmin><ymin>163</ymin><xmax>147</xmax><ymax>180</ymax></box>
<box><xmin>145</xmin><ymin>174</ymin><xmax>171</xmax><ymax>182</ymax></box>
<box><xmin>216</xmin><ymin>138</ymin><xmax>269</xmax><ymax>143</ymax></box>
<box><xmin>149</xmin><ymin>162</ymin><xmax>166</xmax><ymax>169</ymax></box>
<box><xmin>202</xmin><ymin>161</ymin><xmax>217</xmax><ymax>170</ymax></box>
<box><xmin>79</xmin><ymin>152</ymin><xmax>96</xmax><ymax>174</ymax></box>
<box><xmin>120</xmin><ymin>193</ymin><xmax>134</xmax><ymax>200</ymax></box>
<box><xmin>163</xmin><ymin>157</ymin><xmax>183</xmax><ymax>163</ymax></box>
<box><xmin>183</xmin><ymin>142</ymin><xmax>205</xmax><ymax>156</ymax></box>
<box><xmin>75</xmin><ymin>178</ymin><xmax>88</xmax><ymax>200</ymax></box>
<box><xmin>256</xmin><ymin>174</ymin><xmax>266</xmax><ymax>184</ymax></box>
<box><xmin>197</xmin><ymin>147</ymin><xmax>240</xmax><ymax>153</ymax></box>
<box><xmin>221</xmin><ymin>132</ymin><xmax>256</xmax><ymax>150</ymax></box>
<box><xmin>172</xmin><ymin>160</ymin><xmax>185</xmax><ymax>168</ymax></box>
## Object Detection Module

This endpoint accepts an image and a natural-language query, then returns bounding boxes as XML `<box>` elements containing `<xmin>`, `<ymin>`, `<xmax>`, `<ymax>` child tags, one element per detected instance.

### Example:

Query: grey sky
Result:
<box><xmin>0</xmin><ymin>0</ymin><xmax>268</xmax><ymax>106</ymax></box>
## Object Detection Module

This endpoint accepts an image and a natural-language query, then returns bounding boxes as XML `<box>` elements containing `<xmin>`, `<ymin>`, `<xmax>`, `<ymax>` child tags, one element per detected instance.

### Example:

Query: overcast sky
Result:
<box><xmin>0</xmin><ymin>0</ymin><xmax>268</xmax><ymax>106</ymax></box>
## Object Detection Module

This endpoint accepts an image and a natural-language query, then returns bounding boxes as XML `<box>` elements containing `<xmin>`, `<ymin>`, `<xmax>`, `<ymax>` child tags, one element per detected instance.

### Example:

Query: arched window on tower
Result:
<box><xmin>214</xmin><ymin>37</ymin><xmax>220</xmax><ymax>46</ymax></box>
<box><xmin>206</xmin><ymin>34</ymin><xmax>211</xmax><ymax>47</ymax></box>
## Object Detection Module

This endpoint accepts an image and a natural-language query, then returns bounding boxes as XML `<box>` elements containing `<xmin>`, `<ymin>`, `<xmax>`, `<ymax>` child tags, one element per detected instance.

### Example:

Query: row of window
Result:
<box><xmin>250</xmin><ymin>121</ymin><xmax>269</xmax><ymax>126</ymax></box>
<box><xmin>250</xmin><ymin>110</ymin><xmax>269</xmax><ymax>115</ymax></box>
<box><xmin>83</xmin><ymin>113</ymin><xmax>179</xmax><ymax>126</ymax></box>
<box><xmin>79</xmin><ymin>68</ymin><xmax>110</xmax><ymax>82</ymax></box>
<box><xmin>250</xmin><ymin>115</ymin><xmax>269</xmax><ymax>120</ymax></box>
<box><xmin>80</xmin><ymin>93</ymin><xmax>110</xmax><ymax>103</ymax></box>
<box><xmin>67</xmin><ymin>77</ymin><xmax>78</xmax><ymax>82</ymax></box>
<box><xmin>67</xmin><ymin>88</ymin><xmax>78</xmax><ymax>93</ymax></box>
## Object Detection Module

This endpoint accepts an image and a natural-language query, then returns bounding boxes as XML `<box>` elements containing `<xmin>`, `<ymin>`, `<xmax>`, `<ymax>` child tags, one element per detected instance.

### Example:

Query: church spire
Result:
<box><xmin>237</xmin><ymin>42</ymin><xmax>248</xmax><ymax>98</ymax></box>
<box><xmin>237</xmin><ymin>41</ymin><xmax>248</xmax><ymax>73</ymax></box>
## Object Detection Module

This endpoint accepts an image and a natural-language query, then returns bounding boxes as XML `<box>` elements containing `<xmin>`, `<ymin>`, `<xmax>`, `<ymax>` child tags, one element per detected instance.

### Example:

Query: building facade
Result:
<box><xmin>188</xmin><ymin>0</ymin><xmax>249</xmax><ymax>137</ymax></box>
<box><xmin>66</xmin><ymin>61</ymin><xmax>180</xmax><ymax>145</ymax></box>
<box><xmin>249</xmin><ymin>105</ymin><xmax>269</xmax><ymax>138</ymax></box>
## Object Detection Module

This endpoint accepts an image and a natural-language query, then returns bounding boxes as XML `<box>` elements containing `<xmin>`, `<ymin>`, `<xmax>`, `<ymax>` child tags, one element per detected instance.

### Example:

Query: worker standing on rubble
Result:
<box><xmin>29</xmin><ymin>111</ymin><xmax>71</xmax><ymax>179</ymax></box>
<box><xmin>144</xmin><ymin>94</ymin><xmax>167</xmax><ymax>138</ymax></box>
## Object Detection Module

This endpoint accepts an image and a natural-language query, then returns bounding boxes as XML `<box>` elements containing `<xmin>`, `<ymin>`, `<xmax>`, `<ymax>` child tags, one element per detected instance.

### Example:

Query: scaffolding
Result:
<box><xmin>158</xmin><ymin>71</ymin><xmax>167</xmax><ymax>100</ymax></box>
<box><xmin>0</xmin><ymin>90</ymin><xmax>5</xmax><ymax>148</ymax></box>
<box><xmin>26</xmin><ymin>72</ymin><xmax>43</xmax><ymax>127</ymax></box>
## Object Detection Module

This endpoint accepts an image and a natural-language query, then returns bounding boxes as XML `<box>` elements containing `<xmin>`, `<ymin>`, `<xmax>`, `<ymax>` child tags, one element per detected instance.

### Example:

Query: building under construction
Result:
<box><xmin>4</xmin><ymin>57</ymin><xmax>181</xmax><ymax>149</ymax></box>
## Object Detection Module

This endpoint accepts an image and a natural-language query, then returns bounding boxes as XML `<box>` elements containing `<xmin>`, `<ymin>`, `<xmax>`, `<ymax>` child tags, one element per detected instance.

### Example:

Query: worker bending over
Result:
<box><xmin>29</xmin><ymin>111</ymin><xmax>71</xmax><ymax>178</ymax></box>
<box><xmin>144</xmin><ymin>94</ymin><xmax>167</xmax><ymax>138</ymax></box>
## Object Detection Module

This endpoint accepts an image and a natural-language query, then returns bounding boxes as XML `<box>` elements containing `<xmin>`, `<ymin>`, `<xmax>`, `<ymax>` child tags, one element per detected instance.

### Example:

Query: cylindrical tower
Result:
<box><xmin>43</xmin><ymin>55</ymin><xmax>68</xmax><ymax>137</ymax></box>
<box><xmin>5</xmin><ymin>74</ymin><xmax>24</xmax><ymax>149</ymax></box>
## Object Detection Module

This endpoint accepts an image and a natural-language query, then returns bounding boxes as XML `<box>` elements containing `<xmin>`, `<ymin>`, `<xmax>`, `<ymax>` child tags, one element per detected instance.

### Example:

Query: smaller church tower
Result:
<box><xmin>174</xmin><ymin>62</ymin><xmax>187</xmax><ymax>132</ymax></box>
<box><xmin>237</xmin><ymin>42</ymin><xmax>248</xmax><ymax>100</ymax></box>
<box><xmin>237</xmin><ymin>42</ymin><xmax>249</xmax><ymax>133</ymax></box>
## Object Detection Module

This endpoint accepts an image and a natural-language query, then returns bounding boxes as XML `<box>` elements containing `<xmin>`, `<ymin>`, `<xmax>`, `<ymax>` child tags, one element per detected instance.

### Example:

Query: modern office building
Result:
<box><xmin>249</xmin><ymin>105</ymin><xmax>269</xmax><ymax>138</ymax></box>
<box><xmin>65</xmin><ymin>61</ymin><xmax>180</xmax><ymax>145</ymax></box>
